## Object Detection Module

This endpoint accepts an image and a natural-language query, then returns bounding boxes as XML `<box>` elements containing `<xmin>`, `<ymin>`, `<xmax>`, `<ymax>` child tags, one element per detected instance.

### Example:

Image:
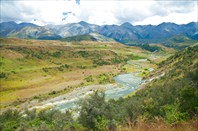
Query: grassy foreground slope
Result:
<box><xmin>127</xmin><ymin>44</ymin><xmax>198</xmax><ymax>120</ymax></box>
<box><xmin>0</xmin><ymin>38</ymin><xmax>172</xmax><ymax>107</ymax></box>
<box><xmin>77</xmin><ymin>44</ymin><xmax>198</xmax><ymax>130</ymax></box>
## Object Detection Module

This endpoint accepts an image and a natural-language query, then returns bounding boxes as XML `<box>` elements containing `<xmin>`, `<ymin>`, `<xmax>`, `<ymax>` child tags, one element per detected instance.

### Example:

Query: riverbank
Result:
<box><xmin>30</xmin><ymin>73</ymin><xmax>142</xmax><ymax>112</ymax></box>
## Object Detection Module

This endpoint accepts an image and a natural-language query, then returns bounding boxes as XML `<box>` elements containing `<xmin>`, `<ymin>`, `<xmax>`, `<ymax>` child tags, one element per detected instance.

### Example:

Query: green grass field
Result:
<box><xmin>0</xmin><ymin>38</ymin><xmax>173</xmax><ymax>108</ymax></box>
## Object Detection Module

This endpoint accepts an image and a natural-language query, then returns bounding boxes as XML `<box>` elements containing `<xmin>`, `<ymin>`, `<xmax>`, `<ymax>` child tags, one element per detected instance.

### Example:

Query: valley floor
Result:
<box><xmin>0</xmin><ymin>38</ymin><xmax>172</xmax><ymax>111</ymax></box>
<box><xmin>0</xmin><ymin>38</ymin><xmax>197</xmax><ymax>131</ymax></box>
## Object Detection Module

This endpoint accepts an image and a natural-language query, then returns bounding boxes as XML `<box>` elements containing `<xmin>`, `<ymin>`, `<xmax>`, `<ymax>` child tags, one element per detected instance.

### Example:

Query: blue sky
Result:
<box><xmin>0</xmin><ymin>0</ymin><xmax>197</xmax><ymax>25</ymax></box>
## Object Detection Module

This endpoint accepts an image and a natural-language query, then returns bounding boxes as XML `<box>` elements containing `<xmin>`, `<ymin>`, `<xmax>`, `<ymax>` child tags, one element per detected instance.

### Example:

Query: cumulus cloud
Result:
<box><xmin>0</xmin><ymin>0</ymin><xmax>79</xmax><ymax>25</ymax></box>
<box><xmin>0</xmin><ymin>1</ymin><xmax>40</xmax><ymax>23</ymax></box>
<box><xmin>0</xmin><ymin>0</ymin><xmax>197</xmax><ymax>25</ymax></box>
<box><xmin>112</xmin><ymin>1</ymin><xmax>154</xmax><ymax>24</ymax></box>
<box><xmin>134</xmin><ymin>0</ymin><xmax>198</xmax><ymax>25</ymax></box>
<box><xmin>150</xmin><ymin>1</ymin><xmax>196</xmax><ymax>16</ymax></box>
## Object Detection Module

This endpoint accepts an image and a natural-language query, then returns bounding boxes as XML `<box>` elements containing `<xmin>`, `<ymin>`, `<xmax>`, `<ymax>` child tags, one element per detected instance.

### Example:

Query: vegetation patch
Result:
<box><xmin>61</xmin><ymin>35</ymin><xmax>97</xmax><ymax>42</ymax></box>
<box><xmin>0</xmin><ymin>38</ymin><xmax>197</xmax><ymax>130</ymax></box>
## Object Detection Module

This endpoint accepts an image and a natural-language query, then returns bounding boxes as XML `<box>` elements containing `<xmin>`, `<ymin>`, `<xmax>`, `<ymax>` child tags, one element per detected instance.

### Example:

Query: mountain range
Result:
<box><xmin>0</xmin><ymin>21</ymin><xmax>197</xmax><ymax>44</ymax></box>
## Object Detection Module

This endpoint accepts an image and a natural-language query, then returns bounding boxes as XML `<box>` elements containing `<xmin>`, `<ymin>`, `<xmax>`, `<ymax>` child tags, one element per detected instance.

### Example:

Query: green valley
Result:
<box><xmin>0</xmin><ymin>38</ymin><xmax>171</xmax><ymax>108</ymax></box>
<box><xmin>1</xmin><ymin>0</ymin><xmax>198</xmax><ymax>130</ymax></box>
<box><xmin>0</xmin><ymin>37</ymin><xmax>197</xmax><ymax>130</ymax></box>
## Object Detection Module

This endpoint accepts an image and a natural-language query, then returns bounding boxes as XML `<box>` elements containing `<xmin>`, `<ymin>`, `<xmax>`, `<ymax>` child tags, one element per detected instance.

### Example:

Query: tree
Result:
<box><xmin>79</xmin><ymin>91</ymin><xmax>106</xmax><ymax>130</ymax></box>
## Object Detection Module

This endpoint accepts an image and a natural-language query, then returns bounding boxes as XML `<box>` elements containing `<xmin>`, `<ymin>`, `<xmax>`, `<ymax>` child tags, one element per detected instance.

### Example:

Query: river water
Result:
<box><xmin>32</xmin><ymin>73</ymin><xmax>142</xmax><ymax>112</ymax></box>
<box><xmin>105</xmin><ymin>73</ymin><xmax>142</xmax><ymax>100</ymax></box>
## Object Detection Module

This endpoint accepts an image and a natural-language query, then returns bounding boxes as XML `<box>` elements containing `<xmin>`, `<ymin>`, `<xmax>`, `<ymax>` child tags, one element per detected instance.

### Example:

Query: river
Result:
<box><xmin>31</xmin><ymin>73</ymin><xmax>142</xmax><ymax>112</ymax></box>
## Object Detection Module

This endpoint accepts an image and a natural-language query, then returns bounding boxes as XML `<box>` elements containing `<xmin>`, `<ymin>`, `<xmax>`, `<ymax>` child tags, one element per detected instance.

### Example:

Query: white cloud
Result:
<box><xmin>134</xmin><ymin>12</ymin><xmax>197</xmax><ymax>25</ymax></box>
<box><xmin>0</xmin><ymin>0</ymin><xmax>79</xmax><ymax>25</ymax></box>
<box><xmin>112</xmin><ymin>1</ymin><xmax>155</xmax><ymax>24</ymax></box>
<box><xmin>0</xmin><ymin>0</ymin><xmax>197</xmax><ymax>26</ymax></box>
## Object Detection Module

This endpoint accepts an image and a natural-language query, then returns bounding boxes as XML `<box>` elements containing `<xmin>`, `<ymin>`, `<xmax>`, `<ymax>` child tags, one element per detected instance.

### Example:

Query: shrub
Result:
<box><xmin>161</xmin><ymin>103</ymin><xmax>186</xmax><ymax>124</ymax></box>
<box><xmin>0</xmin><ymin>72</ymin><xmax>6</xmax><ymax>78</ymax></box>
<box><xmin>52</xmin><ymin>51</ymin><xmax>62</xmax><ymax>58</ymax></box>
<box><xmin>42</xmin><ymin>68</ymin><xmax>48</xmax><ymax>72</ymax></box>
<box><xmin>0</xmin><ymin>110</ymin><xmax>21</xmax><ymax>130</ymax></box>
<box><xmin>78</xmin><ymin>91</ymin><xmax>121</xmax><ymax>130</ymax></box>
<box><xmin>84</xmin><ymin>75</ymin><xmax>94</xmax><ymax>83</ymax></box>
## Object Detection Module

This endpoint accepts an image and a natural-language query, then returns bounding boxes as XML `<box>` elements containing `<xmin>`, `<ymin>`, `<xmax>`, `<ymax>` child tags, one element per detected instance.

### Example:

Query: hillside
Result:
<box><xmin>77</xmin><ymin>44</ymin><xmax>198</xmax><ymax>130</ymax></box>
<box><xmin>0</xmin><ymin>40</ymin><xmax>197</xmax><ymax>130</ymax></box>
<box><xmin>60</xmin><ymin>34</ymin><xmax>97</xmax><ymax>42</ymax></box>
<box><xmin>1</xmin><ymin>0</ymin><xmax>197</xmax><ymax>130</ymax></box>
<box><xmin>162</xmin><ymin>35</ymin><xmax>198</xmax><ymax>49</ymax></box>
<box><xmin>75</xmin><ymin>44</ymin><xmax>198</xmax><ymax>130</ymax></box>
<box><xmin>61</xmin><ymin>33</ymin><xmax>116</xmax><ymax>42</ymax></box>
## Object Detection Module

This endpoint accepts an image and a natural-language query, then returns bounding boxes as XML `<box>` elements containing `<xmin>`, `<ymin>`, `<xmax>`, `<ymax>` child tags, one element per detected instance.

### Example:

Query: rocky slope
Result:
<box><xmin>0</xmin><ymin>21</ymin><xmax>197</xmax><ymax>44</ymax></box>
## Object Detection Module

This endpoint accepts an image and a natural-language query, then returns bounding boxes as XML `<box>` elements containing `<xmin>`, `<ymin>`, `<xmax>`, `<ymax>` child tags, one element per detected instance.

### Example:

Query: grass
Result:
<box><xmin>0</xmin><ymin>38</ymin><xmax>173</xmax><ymax>108</ymax></box>
<box><xmin>119</xmin><ymin>117</ymin><xmax>198</xmax><ymax>131</ymax></box>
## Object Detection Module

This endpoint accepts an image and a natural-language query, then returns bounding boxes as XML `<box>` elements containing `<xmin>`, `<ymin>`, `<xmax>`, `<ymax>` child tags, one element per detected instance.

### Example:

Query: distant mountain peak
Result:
<box><xmin>157</xmin><ymin>22</ymin><xmax>178</xmax><ymax>27</ymax></box>
<box><xmin>0</xmin><ymin>21</ymin><xmax>197</xmax><ymax>44</ymax></box>
<box><xmin>121</xmin><ymin>22</ymin><xmax>132</xmax><ymax>27</ymax></box>
<box><xmin>185</xmin><ymin>22</ymin><xmax>197</xmax><ymax>27</ymax></box>
<box><xmin>18</xmin><ymin>22</ymin><xmax>39</xmax><ymax>27</ymax></box>
<box><xmin>79</xmin><ymin>21</ymin><xmax>89</xmax><ymax>26</ymax></box>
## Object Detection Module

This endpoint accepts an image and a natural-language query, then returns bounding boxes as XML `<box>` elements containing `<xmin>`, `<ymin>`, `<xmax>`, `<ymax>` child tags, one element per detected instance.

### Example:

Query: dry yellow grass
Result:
<box><xmin>118</xmin><ymin>117</ymin><xmax>198</xmax><ymax>131</ymax></box>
